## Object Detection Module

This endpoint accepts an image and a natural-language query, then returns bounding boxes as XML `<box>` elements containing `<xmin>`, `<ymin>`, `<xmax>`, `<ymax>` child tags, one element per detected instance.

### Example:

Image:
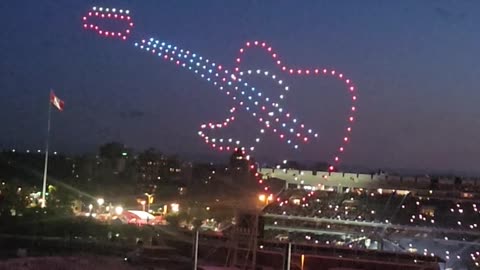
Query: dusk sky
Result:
<box><xmin>1</xmin><ymin>1</ymin><xmax>480</xmax><ymax>173</ymax></box>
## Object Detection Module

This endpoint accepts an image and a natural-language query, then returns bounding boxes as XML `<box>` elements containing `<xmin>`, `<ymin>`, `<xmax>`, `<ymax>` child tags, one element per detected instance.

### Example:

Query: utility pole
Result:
<box><xmin>193</xmin><ymin>229</ymin><xmax>199</xmax><ymax>270</ymax></box>
<box><xmin>283</xmin><ymin>242</ymin><xmax>292</xmax><ymax>270</ymax></box>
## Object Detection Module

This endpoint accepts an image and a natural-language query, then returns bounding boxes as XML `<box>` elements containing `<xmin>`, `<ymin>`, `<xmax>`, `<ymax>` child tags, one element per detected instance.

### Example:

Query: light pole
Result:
<box><xmin>140</xmin><ymin>200</ymin><xmax>146</xmax><ymax>212</ymax></box>
<box><xmin>144</xmin><ymin>193</ymin><xmax>154</xmax><ymax>212</ymax></box>
<box><xmin>88</xmin><ymin>204</ymin><xmax>93</xmax><ymax>217</ymax></box>
<box><xmin>97</xmin><ymin>198</ymin><xmax>104</xmax><ymax>213</ymax></box>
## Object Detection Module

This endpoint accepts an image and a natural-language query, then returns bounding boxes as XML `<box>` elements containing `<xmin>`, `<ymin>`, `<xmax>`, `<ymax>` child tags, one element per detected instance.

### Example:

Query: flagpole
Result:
<box><xmin>41</xmin><ymin>94</ymin><xmax>52</xmax><ymax>208</ymax></box>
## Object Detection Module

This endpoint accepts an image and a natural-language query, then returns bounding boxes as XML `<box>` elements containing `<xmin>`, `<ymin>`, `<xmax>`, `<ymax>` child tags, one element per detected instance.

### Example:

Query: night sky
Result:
<box><xmin>1</xmin><ymin>1</ymin><xmax>480</xmax><ymax>173</ymax></box>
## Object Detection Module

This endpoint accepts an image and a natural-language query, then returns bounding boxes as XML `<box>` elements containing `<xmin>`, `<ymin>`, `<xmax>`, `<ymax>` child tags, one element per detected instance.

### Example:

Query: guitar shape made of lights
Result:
<box><xmin>81</xmin><ymin>6</ymin><xmax>358</xmax><ymax>185</ymax></box>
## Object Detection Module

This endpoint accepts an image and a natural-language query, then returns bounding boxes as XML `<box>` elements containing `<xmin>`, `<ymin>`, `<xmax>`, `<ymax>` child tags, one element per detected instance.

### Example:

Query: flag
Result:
<box><xmin>50</xmin><ymin>90</ymin><xmax>65</xmax><ymax>111</ymax></box>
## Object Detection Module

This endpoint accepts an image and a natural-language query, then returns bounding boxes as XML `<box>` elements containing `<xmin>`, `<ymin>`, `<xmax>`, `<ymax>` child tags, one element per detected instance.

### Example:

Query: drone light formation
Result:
<box><xmin>82</xmin><ymin>6</ymin><xmax>358</xmax><ymax>177</ymax></box>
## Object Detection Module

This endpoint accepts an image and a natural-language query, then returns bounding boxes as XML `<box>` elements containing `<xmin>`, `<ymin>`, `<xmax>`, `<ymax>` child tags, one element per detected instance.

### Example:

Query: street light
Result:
<box><xmin>144</xmin><ymin>193</ymin><xmax>154</xmax><ymax>212</ymax></box>
<box><xmin>258</xmin><ymin>194</ymin><xmax>273</xmax><ymax>206</ymax></box>
<box><xmin>97</xmin><ymin>198</ymin><xmax>104</xmax><ymax>206</ymax></box>
<box><xmin>140</xmin><ymin>200</ymin><xmax>146</xmax><ymax>212</ymax></box>
<box><xmin>171</xmin><ymin>203</ymin><xmax>179</xmax><ymax>213</ymax></box>
<box><xmin>115</xmin><ymin>206</ymin><xmax>123</xmax><ymax>215</ymax></box>
<box><xmin>88</xmin><ymin>204</ymin><xmax>93</xmax><ymax>217</ymax></box>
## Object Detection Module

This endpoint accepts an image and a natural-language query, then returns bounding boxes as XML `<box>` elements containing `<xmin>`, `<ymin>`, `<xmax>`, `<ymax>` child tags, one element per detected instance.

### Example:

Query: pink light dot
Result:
<box><xmin>83</xmin><ymin>17</ymin><xmax>87</xmax><ymax>21</ymax></box>
<box><xmin>239</xmin><ymin>48</ymin><xmax>244</xmax><ymax>53</ymax></box>
<box><xmin>352</xmin><ymin>96</ymin><xmax>357</xmax><ymax>101</ymax></box>
<box><xmin>296</xmin><ymin>133</ymin><xmax>301</xmax><ymax>137</ymax></box>
<box><xmin>126</xmin><ymin>29</ymin><xmax>130</xmax><ymax>33</ymax></box>
<box><xmin>340</xmin><ymin>147</ymin><xmax>344</xmax><ymax>152</ymax></box>
<box><xmin>350</xmin><ymin>86</ymin><xmax>355</xmax><ymax>91</ymax></box>
<box><xmin>306</xmin><ymin>70</ymin><xmax>310</xmax><ymax>74</ymax></box>
<box><xmin>95</xmin><ymin>26</ymin><xmax>98</xmax><ymax>30</ymax></box>
<box><xmin>329</xmin><ymin>166</ymin><xmax>334</xmax><ymax>171</ymax></box>
<box><xmin>261</xmin><ymin>42</ymin><xmax>266</xmax><ymax>47</ymax></box>
<box><xmin>282</xmin><ymin>66</ymin><xmax>287</xmax><ymax>71</ymax></box>
<box><xmin>254</xmin><ymin>41</ymin><xmax>258</xmax><ymax>45</ymax></box>
<box><xmin>114</xmin><ymin>14</ymin><xmax>118</xmax><ymax>18</ymax></box>
<box><xmin>289</xmin><ymin>69</ymin><xmax>294</xmax><ymax>74</ymax></box>
<box><xmin>218</xmin><ymin>65</ymin><xmax>222</xmax><ymax>70</ymax></box>
<box><xmin>297</xmin><ymin>69</ymin><xmax>302</xmax><ymax>74</ymax></box>
<box><xmin>88</xmin><ymin>12</ymin><xmax>92</xmax><ymax>16</ymax></box>
<box><xmin>101</xmin><ymin>14</ymin><xmax>105</xmax><ymax>18</ymax></box>
<box><xmin>95</xmin><ymin>12</ymin><xmax>99</xmax><ymax>16</ymax></box>
<box><xmin>331</xmin><ymin>70</ymin><xmax>336</xmax><ymax>75</ymax></box>
<box><xmin>90</xmin><ymin>24</ymin><xmax>94</xmax><ymax>28</ymax></box>
<box><xmin>246</xmin><ymin>42</ymin><xmax>250</xmax><ymax>46</ymax></box>
<box><xmin>304</xmin><ymin>137</ymin><xmax>308</xmax><ymax>142</ymax></box>
<box><xmin>349</xmin><ymin>116</ymin><xmax>354</xmax><ymax>122</ymax></box>
<box><xmin>344</xmin><ymin>137</ymin><xmax>348</xmax><ymax>142</ymax></box>
<box><xmin>339</xmin><ymin>74</ymin><xmax>343</xmax><ymax>78</ymax></box>
<box><xmin>323</xmin><ymin>69</ymin><xmax>327</xmax><ymax>73</ymax></box>
<box><xmin>236</xmin><ymin>58</ymin><xmax>241</xmax><ymax>63</ymax></box>
<box><xmin>272</xmin><ymin>53</ymin><xmax>277</xmax><ymax>58</ymax></box>
<box><xmin>99</xmin><ymin>30</ymin><xmax>103</xmax><ymax>34</ymax></box>
<box><xmin>335</xmin><ymin>157</ymin><xmax>339</xmax><ymax>161</ymax></box>
<box><xmin>127</xmin><ymin>16</ymin><xmax>131</xmax><ymax>20</ymax></box>
<box><xmin>267</xmin><ymin>47</ymin><xmax>272</xmax><ymax>51</ymax></box>
<box><xmin>277</xmin><ymin>60</ymin><xmax>281</xmax><ymax>65</ymax></box>
<box><xmin>346</xmin><ymin>79</ymin><xmax>350</xmax><ymax>84</ymax></box>
<box><xmin>314</xmin><ymin>69</ymin><xmax>319</xmax><ymax>74</ymax></box>
<box><xmin>280</xmin><ymin>134</ymin><xmax>285</xmax><ymax>139</ymax></box>
<box><xmin>351</xmin><ymin>106</ymin><xmax>356</xmax><ymax>111</ymax></box>
<box><xmin>120</xmin><ymin>15</ymin><xmax>124</xmax><ymax>19</ymax></box>
<box><xmin>83</xmin><ymin>24</ymin><xmax>87</xmax><ymax>28</ymax></box>
<box><xmin>107</xmin><ymin>13</ymin><xmax>111</xmax><ymax>17</ymax></box>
